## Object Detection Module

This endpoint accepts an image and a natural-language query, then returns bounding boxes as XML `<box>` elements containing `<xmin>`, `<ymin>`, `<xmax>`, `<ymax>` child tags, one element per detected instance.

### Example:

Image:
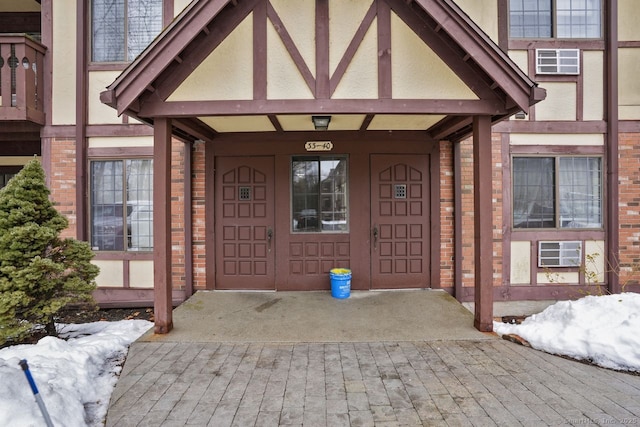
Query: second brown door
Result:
<box><xmin>371</xmin><ymin>154</ymin><xmax>430</xmax><ymax>289</ymax></box>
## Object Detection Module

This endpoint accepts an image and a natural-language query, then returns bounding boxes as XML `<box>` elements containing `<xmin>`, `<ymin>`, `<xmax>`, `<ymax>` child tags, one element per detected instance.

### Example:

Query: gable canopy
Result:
<box><xmin>100</xmin><ymin>0</ymin><xmax>545</xmax><ymax>142</ymax></box>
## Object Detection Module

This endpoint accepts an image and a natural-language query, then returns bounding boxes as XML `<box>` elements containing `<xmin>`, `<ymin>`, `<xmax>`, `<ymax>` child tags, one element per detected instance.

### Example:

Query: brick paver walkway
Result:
<box><xmin>106</xmin><ymin>340</ymin><xmax>640</xmax><ymax>426</ymax></box>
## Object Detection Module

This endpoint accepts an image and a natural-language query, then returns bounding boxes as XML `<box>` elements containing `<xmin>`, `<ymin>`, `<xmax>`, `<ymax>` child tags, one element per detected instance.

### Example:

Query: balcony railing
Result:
<box><xmin>0</xmin><ymin>34</ymin><xmax>46</xmax><ymax>125</ymax></box>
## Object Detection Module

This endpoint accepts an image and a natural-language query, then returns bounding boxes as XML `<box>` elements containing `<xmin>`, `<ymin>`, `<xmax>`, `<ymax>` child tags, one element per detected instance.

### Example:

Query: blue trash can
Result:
<box><xmin>330</xmin><ymin>268</ymin><xmax>351</xmax><ymax>299</ymax></box>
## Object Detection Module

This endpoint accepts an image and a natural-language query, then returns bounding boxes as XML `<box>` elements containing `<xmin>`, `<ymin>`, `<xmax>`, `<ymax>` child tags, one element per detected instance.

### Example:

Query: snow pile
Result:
<box><xmin>494</xmin><ymin>293</ymin><xmax>640</xmax><ymax>372</ymax></box>
<box><xmin>0</xmin><ymin>320</ymin><xmax>152</xmax><ymax>427</ymax></box>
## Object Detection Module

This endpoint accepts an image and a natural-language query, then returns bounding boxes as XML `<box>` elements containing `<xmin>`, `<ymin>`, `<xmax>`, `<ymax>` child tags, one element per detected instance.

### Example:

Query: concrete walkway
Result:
<box><xmin>106</xmin><ymin>291</ymin><xmax>640</xmax><ymax>426</ymax></box>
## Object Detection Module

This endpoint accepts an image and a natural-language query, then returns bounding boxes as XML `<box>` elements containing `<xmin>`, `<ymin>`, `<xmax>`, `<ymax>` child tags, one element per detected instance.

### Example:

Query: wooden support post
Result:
<box><xmin>153</xmin><ymin>118</ymin><xmax>173</xmax><ymax>334</ymax></box>
<box><xmin>473</xmin><ymin>115</ymin><xmax>493</xmax><ymax>332</ymax></box>
<box><xmin>606</xmin><ymin>0</ymin><xmax>620</xmax><ymax>294</ymax></box>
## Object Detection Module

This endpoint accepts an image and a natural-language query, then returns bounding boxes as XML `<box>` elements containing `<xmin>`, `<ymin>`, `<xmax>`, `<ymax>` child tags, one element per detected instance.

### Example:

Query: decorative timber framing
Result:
<box><xmin>100</xmin><ymin>0</ymin><xmax>546</xmax><ymax>334</ymax></box>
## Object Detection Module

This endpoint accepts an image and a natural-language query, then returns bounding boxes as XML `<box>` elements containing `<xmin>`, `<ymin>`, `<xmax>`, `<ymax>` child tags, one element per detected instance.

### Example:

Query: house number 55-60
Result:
<box><xmin>305</xmin><ymin>141</ymin><xmax>333</xmax><ymax>151</ymax></box>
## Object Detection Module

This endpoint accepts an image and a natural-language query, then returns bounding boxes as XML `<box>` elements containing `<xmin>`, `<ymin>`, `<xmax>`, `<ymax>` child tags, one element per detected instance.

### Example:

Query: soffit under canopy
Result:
<box><xmin>100</xmin><ymin>0</ymin><xmax>545</xmax><ymax>143</ymax></box>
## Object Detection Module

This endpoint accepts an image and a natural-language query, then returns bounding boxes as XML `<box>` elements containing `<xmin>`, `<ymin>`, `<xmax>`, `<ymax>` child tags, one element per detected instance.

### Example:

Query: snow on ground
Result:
<box><xmin>0</xmin><ymin>320</ymin><xmax>152</xmax><ymax>427</ymax></box>
<box><xmin>494</xmin><ymin>292</ymin><xmax>640</xmax><ymax>372</ymax></box>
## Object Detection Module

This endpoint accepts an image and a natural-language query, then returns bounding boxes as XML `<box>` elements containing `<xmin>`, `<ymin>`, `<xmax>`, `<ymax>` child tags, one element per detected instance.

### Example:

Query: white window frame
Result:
<box><xmin>91</xmin><ymin>0</ymin><xmax>164</xmax><ymax>63</ymax></box>
<box><xmin>509</xmin><ymin>0</ymin><xmax>602</xmax><ymax>40</ymax></box>
<box><xmin>512</xmin><ymin>156</ymin><xmax>603</xmax><ymax>230</ymax></box>
<box><xmin>90</xmin><ymin>159</ymin><xmax>154</xmax><ymax>252</ymax></box>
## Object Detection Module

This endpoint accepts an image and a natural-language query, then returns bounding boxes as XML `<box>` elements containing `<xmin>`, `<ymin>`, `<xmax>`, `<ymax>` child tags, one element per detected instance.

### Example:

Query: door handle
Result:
<box><xmin>372</xmin><ymin>226</ymin><xmax>378</xmax><ymax>250</ymax></box>
<box><xmin>267</xmin><ymin>227</ymin><xmax>273</xmax><ymax>252</ymax></box>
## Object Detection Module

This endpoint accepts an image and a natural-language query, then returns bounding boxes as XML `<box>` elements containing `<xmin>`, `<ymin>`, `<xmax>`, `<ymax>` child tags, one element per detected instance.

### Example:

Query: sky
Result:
<box><xmin>0</xmin><ymin>293</ymin><xmax>639</xmax><ymax>426</ymax></box>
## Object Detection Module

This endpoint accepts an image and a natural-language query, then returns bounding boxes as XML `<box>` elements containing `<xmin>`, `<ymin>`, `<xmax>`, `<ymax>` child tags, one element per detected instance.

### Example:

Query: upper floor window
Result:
<box><xmin>513</xmin><ymin>156</ymin><xmax>602</xmax><ymax>229</ymax></box>
<box><xmin>509</xmin><ymin>0</ymin><xmax>601</xmax><ymax>39</ymax></box>
<box><xmin>292</xmin><ymin>157</ymin><xmax>348</xmax><ymax>232</ymax></box>
<box><xmin>90</xmin><ymin>159</ymin><xmax>153</xmax><ymax>251</ymax></box>
<box><xmin>91</xmin><ymin>0</ymin><xmax>163</xmax><ymax>63</ymax></box>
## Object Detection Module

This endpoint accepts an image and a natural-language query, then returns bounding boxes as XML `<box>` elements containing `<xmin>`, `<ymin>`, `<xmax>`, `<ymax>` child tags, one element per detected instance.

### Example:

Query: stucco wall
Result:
<box><xmin>88</xmin><ymin>136</ymin><xmax>154</xmax><ymax>148</ymax></box>
<box><xmin>455</xmin><ymin>0</ymin><xmax>498</xmax><ymax>42</ymax></box>
<box><xmin>89</xmin><ymin>72</ymin><xmax>123</xmax><ymax>124</ymax></box>
<box><xmin>510</xmin><ymin>241</ymin><xmax>531</xmax><ymax>285</ymax></box>
<box><xmin>391</xmin><ymin>13</ymin><xmax>477</xmax><ymax>100</ymax></box>
<box><xmin>174</xmin><ymin>0</ymin><xmax>192</xmax><ymax>17</ymax></box>
<box><xmin>51</xmin><ymin>0</ymin><xmax>76</xmax><ymax>125</ymax></box>
<box><xmin>535</xmin><ymin>82</ymin><xmax>577</xmax><ymax>121</ymax></box>
<box><xmin>619</xmin><ymin>48</ymin><xmax>640</xmax><ymax>120</ymax></box>
<box><xmin>168</xmin><ymin>14</ymin><xmax>254</xmax><ymax>102</ymax></box>
<box><xmin>509</xmin><ymin>133</ymin><xmax>604</xmax><ymax>146</ymax></box>
<box><xmin>619</xmin><ymin>0</ymin><xmax>640</xmax><ymax>42</ymax></box>
<box><xmin>582</xmin><ymin>51</ymin><xmax>604</xmax><ymax>121</ymax></box>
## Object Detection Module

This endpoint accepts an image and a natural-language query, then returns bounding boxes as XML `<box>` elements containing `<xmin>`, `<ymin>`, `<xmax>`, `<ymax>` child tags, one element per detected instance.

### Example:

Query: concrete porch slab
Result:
<box><xmin>138</xmin><ymin>289</ymin><xmax>494</xmax><ymax>343</ymax></box>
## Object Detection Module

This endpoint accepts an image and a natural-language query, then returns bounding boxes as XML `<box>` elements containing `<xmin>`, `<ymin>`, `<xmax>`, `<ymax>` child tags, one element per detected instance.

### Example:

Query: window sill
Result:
<box><xmin>88</xmin><ymin>62</ymin><xmax>129</xmax><ymax>72</ymax></box>
<box><xmin>508</xmin><ymin>39</ymin><xmax>604</xmax><ymax>51</ymax></box>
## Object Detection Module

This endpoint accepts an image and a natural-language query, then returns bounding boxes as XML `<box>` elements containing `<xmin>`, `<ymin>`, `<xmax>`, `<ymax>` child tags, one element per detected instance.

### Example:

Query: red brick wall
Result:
<box><xmin>439</xmin><ymin>141</ymin><xmax>455</xmax><ymax>289</ymax></box>
<box><xmin>49</xmin><ymin>138</ymin><xmax>77</xmax><ymax>239</ymax></box>
<box><xmin>619</xmin><ymin>133</ymin><xmax>640</xmax><ymax>286</ymax></box>
<box><xmin>439</xmin><ymin>134</ymin><xmax>504</xmax><ymax>293</ymax></box>
<box><xmin>460</xmin><ymin>138</ymin><xmax>475</xmax><ymax>289</ymax></box>
<box><xmin>191</xmin><ymin>142</ymin><xmax>207</xmax><ymax>290</ymax></box>
<box><xmin>171</xmin><ymin>140</ymin><xmax>186</xmax><ymax>291</ymax></box>
<box><xmin>491</xmin><ymin>133</ymin><xmax>504</xmax><ymax>288</ymax></box>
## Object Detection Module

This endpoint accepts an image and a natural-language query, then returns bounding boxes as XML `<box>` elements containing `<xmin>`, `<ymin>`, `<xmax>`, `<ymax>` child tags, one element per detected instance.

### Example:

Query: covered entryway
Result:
<box><xmin>371</xmin><ymin>154</ymin><xmax>430</xmax><ymax>289</ymax></box>
<box><xmin>101</xmin><ymin>0</ymin><xmax>545</xmax><ymax>333</ymax></box>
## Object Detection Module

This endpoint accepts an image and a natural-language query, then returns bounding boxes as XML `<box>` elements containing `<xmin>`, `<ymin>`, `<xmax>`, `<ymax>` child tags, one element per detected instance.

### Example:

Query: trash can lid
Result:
<box><xmin>330</xmin><ymin>268</ymin><xmax>351</xmax><ymax>274</ymax></box>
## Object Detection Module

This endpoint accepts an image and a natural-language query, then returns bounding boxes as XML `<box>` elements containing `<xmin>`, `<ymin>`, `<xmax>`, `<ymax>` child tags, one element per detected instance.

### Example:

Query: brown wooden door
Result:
<box><xmin>371</xmin><ymin>155</ymin><xmax>430</xmax><ymax>289</ymax></box>
<box><xmin>215</xmin><ymin>156</ymin><xmax>275</xmax><ymax>290</ymax></box>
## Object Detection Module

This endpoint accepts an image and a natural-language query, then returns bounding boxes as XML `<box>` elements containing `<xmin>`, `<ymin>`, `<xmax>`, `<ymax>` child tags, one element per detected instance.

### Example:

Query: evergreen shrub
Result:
<box><xmin>0</xmin><ymin>160</ymin><xmax>99</xmax><ymax>345</ymax></box>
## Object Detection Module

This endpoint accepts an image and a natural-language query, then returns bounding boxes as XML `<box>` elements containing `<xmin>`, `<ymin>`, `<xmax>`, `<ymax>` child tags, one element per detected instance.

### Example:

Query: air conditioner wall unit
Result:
<box><xmin>538</xmin><ymin>241</ymin><xmax>582</xmax><ymax>267</ymax></box>
<box><xmin>536</xmin><ymin>49</ymin><xmax>580</xmax><ymax>75</ymax></box>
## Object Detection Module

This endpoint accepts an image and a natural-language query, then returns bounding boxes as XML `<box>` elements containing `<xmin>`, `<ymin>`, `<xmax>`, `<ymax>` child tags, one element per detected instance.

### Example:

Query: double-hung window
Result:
<box><xmin>509</xmin><ymin>0</ymin><xmax>601</xmax><ymax>39</ymax></box>
<box><xmin>513</xmin><ymin>156</ymin><xmax>602</xmax><ymax>229</ymax></box>
<box><xmin>292</xmin><ymin>157</ymin><xmax>348</xmax><ymax>232</ymax></box>
<box><xmin>90</xmin><ymin>159</ymin><xmax>153</xmax><ymax>251</ymax></box>
<box><xmin>91</xmin><ymin>0</ymin><xmax>163</xmax><ymax>62</ymax></box>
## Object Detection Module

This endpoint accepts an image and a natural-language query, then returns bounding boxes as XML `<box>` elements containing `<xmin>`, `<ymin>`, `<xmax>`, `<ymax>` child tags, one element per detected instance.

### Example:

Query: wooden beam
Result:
<box><xmin>253</xmin><ymin>0</ymin><xmax>267</xmax><ymax>100</ymax></box>
<box><xmin>153</xmin><ymin>118</ymin><xmax>173</xmax><ymax>334</ymax></box>
<box><xmin>606</xmin><ymin>0</ymin><xmax>620</xmax><ymax>293</ymax></box>
<box><xmin>428</xmin><ymin>115</ymin><xmax>472</xmax><ymax>140</ymax></box>
<box><xmin>315</xmin><ymin>0</ymin><xmax>330</xmax><ymax>99</ymax></box>
<box><xmin>138</xmin><ymin>98</ymin><xmax>506</xmax><ymax>117</ymax></box>
<box><xmin>377</xmin><ymin>0</ymin><xmax>392</xmax><ymax>99</ymax></box>
<box><xmin>75</xmin><ymin>0</ymin><xmax>88</xmax><ymax>241</ymax></box>
<box><xmin>267</xmin><ymin>115</ymin><xmax>283</xmax><ymax>132</ymax></box>
<box><xmin>472</xmin><ymin>115</ymin><xmax>493</xmax><ymax>332</ymax></box>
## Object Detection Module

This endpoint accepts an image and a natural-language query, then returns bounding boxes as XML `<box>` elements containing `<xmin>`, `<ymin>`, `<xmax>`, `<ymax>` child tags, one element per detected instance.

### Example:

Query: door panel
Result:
<box><xmin>215</xmin><ymin>157</ymin><xmax>275</xmax><ymax>290</ymax></box>
<box><xmin>371</xmin><ymin>155</ymin><xmax>430</xmax><ymax>289</ymax></box>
